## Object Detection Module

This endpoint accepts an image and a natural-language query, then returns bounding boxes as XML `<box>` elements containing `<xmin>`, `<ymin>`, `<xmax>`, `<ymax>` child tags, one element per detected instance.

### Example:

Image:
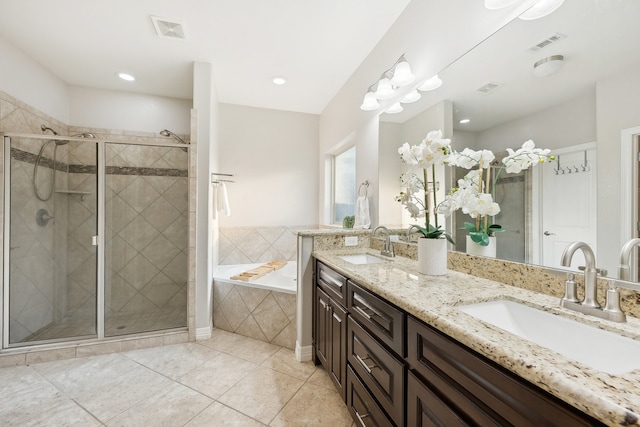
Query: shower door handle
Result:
<box><xmin>92</xmin><ymin>235</ymin><xmax>101</xmax><ymax>246</ymax></box>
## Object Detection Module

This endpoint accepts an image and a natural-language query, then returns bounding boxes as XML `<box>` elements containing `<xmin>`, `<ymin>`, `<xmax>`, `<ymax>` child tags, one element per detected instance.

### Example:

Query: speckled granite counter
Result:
<box><xmin>313</xmin><ymin>248</ymin><xmax>640</xmax><ymax>427</ymax></box>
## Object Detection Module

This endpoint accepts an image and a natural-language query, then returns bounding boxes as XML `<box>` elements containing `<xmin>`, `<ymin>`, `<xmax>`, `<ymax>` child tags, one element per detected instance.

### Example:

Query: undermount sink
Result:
<box><xmin>339</xmin><ymin>254</ymin><xmax>388</xmax><ymax>265</ymax></box>
<box><xmin>458</xmin><ymin>299</ymin><xmax>640</xmax><ymax>374</ymax></box>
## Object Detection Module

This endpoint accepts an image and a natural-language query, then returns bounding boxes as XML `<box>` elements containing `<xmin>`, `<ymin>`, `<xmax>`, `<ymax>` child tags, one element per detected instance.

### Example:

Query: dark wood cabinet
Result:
<box><xmin>315</xmin><ymin>262</ymin><xmax>348</xmax><ymax>400</ymax></box>
<box><xmin>314</xmin><ymin>258</ymin><xmax>606</xmax><ymax>427</ymax></box>
<box><xmin>407</xmin><ymin>316</ymin><xmax>606</xmax><ymax>427</ymax></box>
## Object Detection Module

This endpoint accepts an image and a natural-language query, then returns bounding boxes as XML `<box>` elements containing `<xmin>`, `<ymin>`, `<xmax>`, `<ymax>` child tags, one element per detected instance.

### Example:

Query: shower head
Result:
<box><xmin>72</xmin><ymin>133</ymin><xmax>96</xmax><ymax>138</ymax></box>
<box><xmin>159</xmin><ymin>129</ymin><xmax>188</xmax><ymax>145</ymax></box>
<box><xmin>40</xmin><ymin>124</ymin><xmax>58</xmax><ymax>135</ymax></box>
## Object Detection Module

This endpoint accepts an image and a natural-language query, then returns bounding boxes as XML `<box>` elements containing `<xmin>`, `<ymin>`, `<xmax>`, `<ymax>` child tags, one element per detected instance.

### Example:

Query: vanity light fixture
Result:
<box><xmin>360</xmin><ymin>89</ymin><xmax>381</xmax><ymax>111</ymax></box>
<box><xmin>360</xmin><ymin>54</ymin><xmax>416</xmax><ymax>110</ymax></box>
<box><xmin>117</xmin><ymin>72</ymin><xmax>136</xmax><ymax>82</ymax></box>
<box><xmin>385</xmin><ymin>102</ymin><xmax>403</xmax><ymax>114</ymax></box>
<box><xmin>271</xmin><ymin>76</ymin><xmax>287</xmax><ymax>85</ymax></box>
<box><xmin>533</xmin><ymin>54</ymin><xmax>564</xmax><ymax>77</ymax></box>
<box><xmin>400</xmin><ymin>89</ymin><xmax>421</xmax><ymax>104</ymax></box>
<box><xmin>417</xmin><ymin>74</ymin><xmax>443</xmax><ymax>91</ymax></box>
<box><xmin>519</xmin><ymin>0</ymin><xmax>565</xmax><ymax>20</ymax></box>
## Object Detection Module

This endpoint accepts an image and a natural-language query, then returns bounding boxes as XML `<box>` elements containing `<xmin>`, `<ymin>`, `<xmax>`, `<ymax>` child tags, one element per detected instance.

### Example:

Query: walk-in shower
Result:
<box><xmin>3</xmin><ymin>131</ymin><xmax>189</xmax><ymax>347</ymax></box>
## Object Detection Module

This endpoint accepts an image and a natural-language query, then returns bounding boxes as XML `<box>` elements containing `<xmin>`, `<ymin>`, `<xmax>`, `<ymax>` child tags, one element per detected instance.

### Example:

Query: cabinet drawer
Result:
<box><xmin>407</xmin><ymin>316</ymin><xmax>605</xmax><ymax>427</ymax></box>
<box><xmin>317</xmin><ymin>261</ymin><xmax>347</xmax><ymax>306</ymax></box>
<box><xmin>348</xmin><ymin>317</ymin><xmax>404</xmax><ymax>426</ymax></box>
<box><xmin>347</xmin><ymin>281</ymin><xmax>405</xmax><ymax>356</ymax></box>
<box><xmin>407</xmin><ymin>370</ymin><xmax>469</xmax><ymax>427</ymax></box>
<box><xmin>346</xmin><ymin>366</ymin><xmax>394</xmax><ymax>427</ymax></box>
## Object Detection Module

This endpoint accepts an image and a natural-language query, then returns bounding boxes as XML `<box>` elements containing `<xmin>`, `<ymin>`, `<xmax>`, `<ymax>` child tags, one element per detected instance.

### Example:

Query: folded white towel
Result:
<box><xmin>354</xmin><ymin>196</ymin><xmax>371</xmax><ymax>229</ymax></box>
<box><xmin>217</xmin><ymin>182</ymin><xmax>231</xmax><ymax>217</ymax></box>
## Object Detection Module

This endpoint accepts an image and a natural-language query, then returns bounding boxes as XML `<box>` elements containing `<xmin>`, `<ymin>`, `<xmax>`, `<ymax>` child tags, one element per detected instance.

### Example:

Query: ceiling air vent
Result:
<box><xmin>151</xmin><ymin>16</ymin><xmax>187</xmax><ymax>40</ymax></box>
<box><xmin>475</xmin><ymin>82</ymin><xmax>503</xmax><ymax>95</ymax></box>
<box><xmin>528</xmin><ymin>32</ymin><xmax>566</xmax><ymax>52</ymax></box>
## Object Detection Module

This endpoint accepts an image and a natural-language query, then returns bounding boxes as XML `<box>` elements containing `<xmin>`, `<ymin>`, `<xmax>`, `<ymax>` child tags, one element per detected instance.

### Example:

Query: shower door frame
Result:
<box><xmin>1</xmin><ymin>133</ymin><xmax>190</xmax><ymax>349</ymax></box>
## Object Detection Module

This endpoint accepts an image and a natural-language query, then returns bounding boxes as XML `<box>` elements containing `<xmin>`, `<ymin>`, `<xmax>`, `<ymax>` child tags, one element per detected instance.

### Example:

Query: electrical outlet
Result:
<box><xmin>390</xmin><ymin>234</ymin><xmax>399</xmax><ymax>242</ymax></box>
<box><xmin>345</xmin><ymin>236</ymin><xmax>358</xmax><ymax>246</ymax></box>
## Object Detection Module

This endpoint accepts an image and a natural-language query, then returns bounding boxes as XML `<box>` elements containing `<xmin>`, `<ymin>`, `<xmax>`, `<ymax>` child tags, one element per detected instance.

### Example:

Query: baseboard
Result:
<box><xmin>295</xmin><ymin>342</ymin><xmax>313</xmax><ymax>362</ymax></box>
<box><xmin>195</xmin><ymin>322</ymin><xmax>212</xmax><ymax>340</ymax></box>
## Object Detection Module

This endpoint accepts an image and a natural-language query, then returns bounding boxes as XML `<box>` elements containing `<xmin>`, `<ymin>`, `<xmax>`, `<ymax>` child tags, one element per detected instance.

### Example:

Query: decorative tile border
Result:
<box><xmin>11</xmin><ymin>147</ymin><xmax>187</xmax><ymax>177</ymax></box>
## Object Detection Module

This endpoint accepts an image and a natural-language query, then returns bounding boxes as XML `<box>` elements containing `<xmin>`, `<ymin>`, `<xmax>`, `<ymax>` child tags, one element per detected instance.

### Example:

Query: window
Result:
<box><xmin>333</xmin><ymin>146</ymin><xmax>356</xmax><ymax>224</ymax></box>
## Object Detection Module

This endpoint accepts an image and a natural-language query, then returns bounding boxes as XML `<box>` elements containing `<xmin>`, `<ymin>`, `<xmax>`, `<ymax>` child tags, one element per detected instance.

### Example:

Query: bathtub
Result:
<box><xmin>213</xmin><ymin>261</ymin><xmax>297</xmax><ymax>294</ymax></box>
<box><xmin>213</xmin><ymin>261</ymin><xmax>297</xmax><ymax>349</ymax></box>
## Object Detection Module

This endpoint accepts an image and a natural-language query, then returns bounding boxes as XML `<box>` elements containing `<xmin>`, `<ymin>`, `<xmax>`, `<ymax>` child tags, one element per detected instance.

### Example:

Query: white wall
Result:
<box><xmin>378</xmin><ymin>121</ymin><xmax>402</xmax><ymax>226</ymax></box>
<box><xmin>69</xmin><ymin>86</ymin><xmax>192</xmax><ymax>134</ymax></box>
<box><xmin>218</xmin><ymin>103</ymin><xmax>319</xmax><ymax>227</ymax></box>
<box><xmin>319</xmin><ymin>0</ymin><xmax>536</xmax><ymax>228</ymax></box>
<box><xmin>0</xmin><ymin>35</ymin><xmax>70</xmax><ymax>123</ymax></box>
<box><xmin>474</xmin><ymin>90</ymin><xmax>596</xmax><ymax>153</ymax></box>
<box><xmin>596</xmin><ymin>63</ymin><xmax>640</xmax><ymax>274</ymax></box>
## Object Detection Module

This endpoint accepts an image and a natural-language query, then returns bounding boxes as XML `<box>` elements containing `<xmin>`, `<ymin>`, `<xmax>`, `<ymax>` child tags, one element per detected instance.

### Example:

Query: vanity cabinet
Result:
<box><xmin>315</xmin><ymin>262</ymin><xmax>348</xmax><ymax>400</ymax></box>
<box><xmin>313</xmin><ymin>257</ymin><xmax>607</xmax><ymax>427</ymax></box>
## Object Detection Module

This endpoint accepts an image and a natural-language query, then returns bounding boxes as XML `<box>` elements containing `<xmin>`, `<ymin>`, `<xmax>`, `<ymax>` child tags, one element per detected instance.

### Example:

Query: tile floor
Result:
<box><xmin>0</xmin><ymin>329</ymin><xmax>355</xmax><ymax>426</ymax></box>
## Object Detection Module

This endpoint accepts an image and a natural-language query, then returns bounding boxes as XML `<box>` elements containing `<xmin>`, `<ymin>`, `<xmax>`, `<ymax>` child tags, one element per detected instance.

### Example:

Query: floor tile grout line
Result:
<box><xmin>71</xmin><ymin>397</ymin><xmax>109</xmax><ymax>426</ymax></box>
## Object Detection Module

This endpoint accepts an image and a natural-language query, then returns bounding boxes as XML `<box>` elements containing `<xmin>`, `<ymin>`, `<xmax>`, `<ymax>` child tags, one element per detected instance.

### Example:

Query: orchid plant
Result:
<box><xmin>437</xmin><ymin>140</ymin><xmax>553</xmax><ymax>246</ymax></box>
<box><xmin>396</xmin><ymin>130</ymin><xmax>454</xmax><ymax>244</ymax></box>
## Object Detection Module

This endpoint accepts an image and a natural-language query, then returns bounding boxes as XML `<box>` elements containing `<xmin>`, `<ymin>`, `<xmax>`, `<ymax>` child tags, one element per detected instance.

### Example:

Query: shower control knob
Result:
<box><xmin>36</xmin><ymin>208</ymin><xmax>55</xmax><ymax>226</ymax></box>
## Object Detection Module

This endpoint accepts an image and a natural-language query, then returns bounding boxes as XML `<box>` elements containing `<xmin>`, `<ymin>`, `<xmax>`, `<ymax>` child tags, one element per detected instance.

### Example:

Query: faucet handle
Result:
<box><xmin>562</xmin><ymin>273</ymin><xmax>580</xmax><ymax>303</ymax></box>
<box><xmin>603</xmin><ymin>280</ymin><xmax>627</xmax><ymax>322</ymax></box>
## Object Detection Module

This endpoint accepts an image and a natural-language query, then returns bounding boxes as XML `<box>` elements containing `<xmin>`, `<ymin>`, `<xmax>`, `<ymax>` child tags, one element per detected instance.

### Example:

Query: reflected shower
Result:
<box><xmin>160</xmin><ymin>129</ymin><xmax>189</xmax><ymax>152</ymax></box>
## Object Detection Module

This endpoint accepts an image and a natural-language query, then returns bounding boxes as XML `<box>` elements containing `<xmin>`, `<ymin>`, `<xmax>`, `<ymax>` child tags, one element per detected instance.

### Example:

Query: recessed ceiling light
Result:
<box><xmin>272</xmin><ymin>76</ymin><xmax>287</xmax><ymax>85</ymax></box>
<box><xmin>118</xmin><ymin>72</ymin><xmax>135</xmax><ymax>82</ymax></box>
<box><xmin>459</xmin><ymin>119</ymin><xmax>471</xmax><ymax>124</ymax></box>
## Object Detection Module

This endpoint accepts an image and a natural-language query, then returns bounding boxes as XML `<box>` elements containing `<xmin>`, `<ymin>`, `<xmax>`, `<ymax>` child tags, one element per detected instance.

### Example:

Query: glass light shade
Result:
<box><xmin>374</xmin><ymin>77</ymin><xmax>395</xmax><ymax>100</ymax></box>
<box><xmin>417</xmin><ymin>75</ymin><xmax>443</xmax><ymax>91</ymax></box>
<box><xmin>390</xmin><ymin>61</ymin><xmax>415</xmax><ymax>87</ymax></box>
<box><xmin>484</xmin><ymin>0</ymin><xmax>520</xmax><ymax>10</ymax></box>
<box><xmin>532</xmin><ymin>55</ymin><xmax>564</xmax><ymax>77</ymax></box>
<box><xmin>385</xmin><ymin>102</ymin><xmax>403</xmax><ymax>114</ymax></box>
<box><xmin>400</xmin><ymin>89</ymin><xmax>421</xmax><ymax>104</ymax></box>
<box><xmin>360</xmin><ymin>91</ymin><xmax>380</xmax><ymax>111</ymax></box>
<box><xmin>519</xmin><ymin>0</ymin><xmax>565</xmax><ymax>20</ymax></box>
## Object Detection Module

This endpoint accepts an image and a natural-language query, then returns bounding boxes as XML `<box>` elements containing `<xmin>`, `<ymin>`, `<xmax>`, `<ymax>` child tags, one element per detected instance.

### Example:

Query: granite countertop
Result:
<box><xmin>313</xmin><ymin>248</ymin><xmax>640</xmax><ymax>427</ymax></box>
<box><xmin>296</xmin><ymin>228</ymin><xmax>372</xmax><ymax>237</ymax></box>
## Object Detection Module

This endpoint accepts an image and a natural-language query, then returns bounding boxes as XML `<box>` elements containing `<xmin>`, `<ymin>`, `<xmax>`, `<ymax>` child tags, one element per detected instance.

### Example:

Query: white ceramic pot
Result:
<box><xmin>417</xmin><ymin>237</ymin><xmax>448</xmax><ymax>276</ymax></box>
<box><xmin>465</xmin><ymin>235</ymin><xmax>497</xmax><ymax>258</ymax></box>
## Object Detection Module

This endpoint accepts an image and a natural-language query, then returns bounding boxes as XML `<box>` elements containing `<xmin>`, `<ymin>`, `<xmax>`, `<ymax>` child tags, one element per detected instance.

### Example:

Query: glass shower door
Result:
<box><xmin>104</xmin><ymin>143</ymin><xmax>188</xmax><ymax>336</ymax></box>
<box><xmin>7</xmin><ymin>136</ymin><xmax>98</xmax><ymax>345</ymax></box>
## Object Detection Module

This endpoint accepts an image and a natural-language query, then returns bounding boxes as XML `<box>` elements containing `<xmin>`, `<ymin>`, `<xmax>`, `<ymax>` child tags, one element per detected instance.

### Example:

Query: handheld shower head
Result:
<box><xmin>159</xmin><ymin>129</ymin><xmax>188</xmax><ymax>145</ymax></box>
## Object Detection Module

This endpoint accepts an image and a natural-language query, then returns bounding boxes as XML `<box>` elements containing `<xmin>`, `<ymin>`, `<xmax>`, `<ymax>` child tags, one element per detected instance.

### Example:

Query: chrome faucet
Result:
<box><xmin>373</xmin><ymin>226</ymin><xmax>395</xmax><ymax>258</ymax></box>
<box><xmin>618</xmin><ymin>238</ymin><xmax>640</xmax><ymax>281</ymax></box>
<box><xmin>560</xmin><ymin>241</ymin><xmax>626</xmax><ymax>322</ymax></box>
<box><xmin>406</xmin><ymin>225</ymin><xmax>422</xmax><ymax>243</ymax></box>
<box><xmin>561</xmin><ymin>241</ymin><xmax>600</xmax><ymax>309</ymax></box>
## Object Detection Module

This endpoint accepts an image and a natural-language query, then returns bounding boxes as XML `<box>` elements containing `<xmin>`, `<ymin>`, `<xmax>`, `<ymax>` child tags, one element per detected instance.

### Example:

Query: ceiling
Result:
<box><xmin>0</xmin><ymin>0</ymin><xmax>411</xmax><ymax>114</ymax></box>
<box><xmin>381</xmin><ymin>0</ymin><xmax>640</xmax><ymax>132</ymax></box>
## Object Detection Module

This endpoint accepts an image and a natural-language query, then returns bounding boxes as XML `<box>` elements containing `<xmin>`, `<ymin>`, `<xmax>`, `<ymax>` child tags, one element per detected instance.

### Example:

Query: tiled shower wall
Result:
<box><xmin>214</xmin><ymin>226</ymin><xmax>302</xmax><ymax>349</ymax></box>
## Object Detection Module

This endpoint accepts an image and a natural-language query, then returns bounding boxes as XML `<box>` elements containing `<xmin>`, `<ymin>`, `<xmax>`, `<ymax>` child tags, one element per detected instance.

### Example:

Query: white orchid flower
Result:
<box><xmin>502</xmin><ymin>140</ymin><xmax>552</xmax><ymax>173</ymax></box>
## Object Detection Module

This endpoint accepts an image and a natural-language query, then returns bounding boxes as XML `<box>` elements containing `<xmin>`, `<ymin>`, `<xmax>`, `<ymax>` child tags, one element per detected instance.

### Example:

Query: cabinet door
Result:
<box><xmin>329</xmin><ymin>300</ymin><xmax>348</xmax><ymax>400</ymax></box>
<box><xmin>407</xmin><ymin>370</ymin><xmax>469</xmax><ymax>427</ymax></box>
<box><xmin>315</xmin><ymin>286</ymin><xmax>330</xmax><ymax>368</ymax></box>
<box><xmin>347</xmin><ymin>366</ymin><xmax>394</xmax><ymax>427</ymax></box>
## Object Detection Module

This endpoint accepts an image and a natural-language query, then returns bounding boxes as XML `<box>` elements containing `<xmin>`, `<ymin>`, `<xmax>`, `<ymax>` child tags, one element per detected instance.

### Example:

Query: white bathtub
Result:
<box><xmin>213</xmin><ymin>261</ymin><xmax>297</xmax><ymax>294</ymax></box>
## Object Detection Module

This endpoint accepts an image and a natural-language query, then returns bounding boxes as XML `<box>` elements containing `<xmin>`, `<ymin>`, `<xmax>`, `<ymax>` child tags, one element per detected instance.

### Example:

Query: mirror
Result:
<box><xmin>379</xmin><ymin>0</ymin><xmax>640</xmax><ymax>274</ymax></box>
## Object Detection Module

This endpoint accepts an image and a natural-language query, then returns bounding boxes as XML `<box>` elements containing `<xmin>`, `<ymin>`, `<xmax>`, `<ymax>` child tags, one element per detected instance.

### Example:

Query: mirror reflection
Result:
<box><xmin>379</xmin><ymin>0</ymin><xmax>640</xmax><ymax>276</ymax></box>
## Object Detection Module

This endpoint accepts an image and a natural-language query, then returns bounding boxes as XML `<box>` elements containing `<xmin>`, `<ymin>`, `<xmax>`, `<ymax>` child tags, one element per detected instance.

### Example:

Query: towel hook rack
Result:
<box><xmin>358</xmin><ymin>180</ymin><xmax>370</xmax><ymax>197</ymax></box>
<box><xmin>212</xmin><ymin>172</ymin><xmax>236</xmax><ymax>184</ymax></box>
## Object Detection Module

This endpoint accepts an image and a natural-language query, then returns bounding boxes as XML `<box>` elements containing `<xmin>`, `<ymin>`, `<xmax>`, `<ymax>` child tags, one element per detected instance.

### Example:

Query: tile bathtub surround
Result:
<box><xmin>213</xmin><ymin>282</ymin><xmax>296</xmax><ymax>350</ymax></box>
<box><xmin>219</xmin><ymin>226</ymin><xmax>303</xmax><ymax>264</ymax></box>
<box><xmin>0</xmin><ymin>329</ymin><xmax>354</xmax><ymax>427</ymax></box>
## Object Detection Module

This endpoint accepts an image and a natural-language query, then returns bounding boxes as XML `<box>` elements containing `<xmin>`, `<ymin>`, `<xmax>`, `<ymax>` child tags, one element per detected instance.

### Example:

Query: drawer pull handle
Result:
<box><xmin>354</xmin><ymin>410</ymin><xmax>369</xmax><ymax>427</ymax></box>
<box><xmin>354</xmin><ymin>305</ymin><xmax>373</xmax><ymax>320</ymax></box>
<box><xmin>319</xmin><ymin>269</ymin><xmax>343</xmax><ymax>290</ymax></box>
<box><xmin>355</xmin><ymin>354</ymin><xmax>377</xmax><ymax>374</ymax></box>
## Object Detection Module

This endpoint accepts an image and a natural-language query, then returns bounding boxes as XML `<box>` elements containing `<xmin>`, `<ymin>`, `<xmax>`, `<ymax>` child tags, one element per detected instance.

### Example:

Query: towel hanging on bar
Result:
<box><xmin>217</xmin><ymin>182</ymin><xmax>231</xmax><ymax>217</ymax></box>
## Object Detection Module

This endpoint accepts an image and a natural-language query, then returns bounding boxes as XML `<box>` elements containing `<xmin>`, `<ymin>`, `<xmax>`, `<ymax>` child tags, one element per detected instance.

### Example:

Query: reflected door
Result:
<box><xmin>541</xmin><ymin>146</ymin><xmax>597</xmax><ymax>269</ymax></box>
<box><xmin>104</xmin><ymin>143</ymin><xmax>188</xmax><ymax>336</ymax></box>
<box><xmin>7</xmin><ymin>136</ymin><xmax>98</xmax><ymax>345</ymax></box>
